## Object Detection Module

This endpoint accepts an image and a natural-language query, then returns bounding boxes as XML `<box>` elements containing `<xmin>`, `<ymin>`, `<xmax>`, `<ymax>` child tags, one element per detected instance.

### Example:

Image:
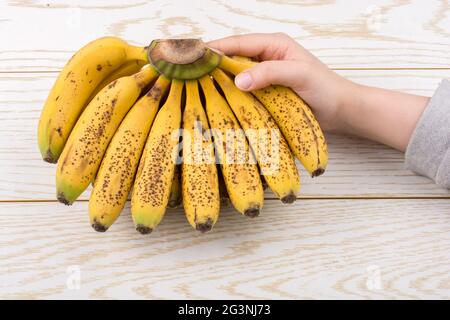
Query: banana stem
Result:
<box><xmin>126</xmin><ymin>44</ymin><xmax>150</xmax><ymax>62</ymax></box>
<box><xmin>218</xmin><ymin>55</ymin><xmax>256</xmax><ymax>75</ymax></box>
<box><xmin>148</xmin><ymin>39</ymin><xmax>221</xmax><ymax>80</ymax></box>
<box><xmin>133</xmin><ymin>65</ymin><xmax>159</xmax><ymax>87</ymax></box>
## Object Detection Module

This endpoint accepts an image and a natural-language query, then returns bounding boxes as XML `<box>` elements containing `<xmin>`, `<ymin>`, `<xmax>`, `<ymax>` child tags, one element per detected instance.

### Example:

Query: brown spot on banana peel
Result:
<box><xmin>136</xmin><ymin>224</ymin><xmax>153</xmax><ymax>235</ymax></box>
<box><xmin>108</xmin><ymin>80</ymin><xmax>117</xmax><ymax>89</ymax></box>
<box><xmin>95</xmin><ymin>126</ymin><xmax>104</xmax><ymax>138</ymax></box>
<box><xmin>147</xmin><ymin>85</ymin><xmax>162</xmax><ymax>101</ymax></box>
<box><xmin>59</xmin><ymin>144</ymin><xmax>73</xmax><ymax>174</ymax></box>
<box><xmin>96</xmin><ymin>64</ymin><xmax>102</xmax><ymax>71</ymax></box>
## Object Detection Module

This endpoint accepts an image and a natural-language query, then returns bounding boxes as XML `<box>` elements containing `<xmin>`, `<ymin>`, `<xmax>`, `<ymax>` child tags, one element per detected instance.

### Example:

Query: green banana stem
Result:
<box><xmin>147</xmin><ymin>39</ymin><xmax>221</xmax><ymax>80</ymax></box>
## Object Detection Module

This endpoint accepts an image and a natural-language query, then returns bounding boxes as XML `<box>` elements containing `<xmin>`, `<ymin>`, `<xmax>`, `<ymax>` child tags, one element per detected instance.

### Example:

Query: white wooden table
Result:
<box><xmin>1</xmin><ymin>0</ymin><xmax>450</xmax><ymax>299</ymax></box>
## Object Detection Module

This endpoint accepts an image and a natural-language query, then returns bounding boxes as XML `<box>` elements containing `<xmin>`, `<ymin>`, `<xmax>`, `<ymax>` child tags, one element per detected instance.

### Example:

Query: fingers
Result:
<box><xmin>207</xmin><ymin>32</ymin><xmax>293</xmax><ymax>60</ymax></box>
<box><xmin>234</xmin><ymin>60</ymin><xmax>306</xmax><ymax>91</ymax></box>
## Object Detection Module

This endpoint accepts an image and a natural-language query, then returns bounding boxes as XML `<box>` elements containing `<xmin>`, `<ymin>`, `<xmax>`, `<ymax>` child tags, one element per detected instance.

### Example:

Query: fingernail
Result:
<box><xmin>235</xmin><ymin>72</ymin><xmax>252</xmax><ymax>90</ymax></box>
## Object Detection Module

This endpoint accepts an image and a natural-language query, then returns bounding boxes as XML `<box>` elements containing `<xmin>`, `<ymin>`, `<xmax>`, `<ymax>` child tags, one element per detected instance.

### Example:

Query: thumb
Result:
<box><xmin>233</xmin><ymin>60</ymin><xmax>305</xmax><ymax>91</ymax></box>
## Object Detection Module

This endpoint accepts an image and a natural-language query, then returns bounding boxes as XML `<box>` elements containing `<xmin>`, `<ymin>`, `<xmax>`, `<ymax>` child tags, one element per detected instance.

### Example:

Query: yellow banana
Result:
<box><xmin>219</xmin><ymin>55</ymin><xmax>328</xmax><ymax>177</ymax></box>
<box><xmin>88</xmin><ymin>75</ymin><xmax>170</xmax><ymax>232</ymax></box>
<box><xmin>167</xmin><ymin>165</ymin><xmax>182</xmax><ymax>209</ymax></box>
<box><xmin>181</xmin><ymin>80</ymin><xmax>220</xmax><ymax>232</ymax></box>
<box><xmin>87</xmin><ymin>60</ymin><xmax>148</xmax><ymax>103</ymax></box>
<box><xmin>199</xmin><ymin>75</ymin><xmax>264</xmax><ymax>216</ymax></box>
<box><xmin>56</xmin><ymin>66</ymin><xmax>158</xmax><ymax>205</ymax></box>
<box><xmin>38</xmin><ymin>37</ymin><xmax>148</xmax><ymax>163</ymax></box>
<box><xmin>131</xmin><ymin>80</ymin><xmax>183</xmax><ymax>234</ymax></box>
<box><xmin>212</xmin><ymin>68</ymin><xmax>300</xmax><ymax>203</ymax></box>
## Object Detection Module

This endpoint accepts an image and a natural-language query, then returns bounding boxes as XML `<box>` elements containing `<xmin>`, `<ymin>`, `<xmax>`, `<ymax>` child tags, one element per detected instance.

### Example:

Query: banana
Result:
<box><xmin>87</xmin><ymin>60</ymin><xmax>148</xmax><ymax>103</ymax></box>
<box><xmin>38</xmin><ymin>37</ymin><xmax>148</xmax><ymax>163</ymax></box>
<box><xmin>212</xmin><ymin>68</ymin><xmax>300</xmax><ymax>203</ymax></box>
<box><xmin>199</xmin><ymin>75</ymin><xmax>264</xmax><ymax>216</ymax></box>
<box><xmin>88</xmin><ymin>75</ymin><xmax>170</xmax><ymax>232</ymax></box>
<box><xmin>219</xmin><ymin>55</ymin><xmax>328</xmax><ymax>177</ymax></box>
<box><xmin>56</xmin><ymin>66</ymin><xmax>158</xmax><ymax>205</ymax></box>
<box><xmin>167</xmin><ymin>165</ymin><xmax>182</xmax><ymax>209</ymax></box>
<box><xmin>131</xmin><ymin>80</ymin><xmax>183</xmax><ymax>234</ymax></box>
<box><xmin>181</xmin><ymin>80</ymin><xmax>220</xmax><ymax>232</ymax></box>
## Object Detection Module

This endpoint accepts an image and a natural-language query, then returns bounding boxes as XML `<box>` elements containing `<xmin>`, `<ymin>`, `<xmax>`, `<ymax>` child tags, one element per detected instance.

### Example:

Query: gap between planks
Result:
<box><xmin>1</xmin><ymin>67</ymin><xmax>450</xmax><ymax>74</ymax></box>
<box><xmin>0</xmin><ymin>196</ymin><xmax>449</xmax><ymax>203</ymax></box>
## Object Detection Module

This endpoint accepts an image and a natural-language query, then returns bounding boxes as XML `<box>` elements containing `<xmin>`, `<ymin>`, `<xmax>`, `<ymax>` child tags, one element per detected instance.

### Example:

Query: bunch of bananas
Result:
<box><xmin>38</xmin><ymin>37</ymin><xmax>328</xmax><ymax>234</ymax></box>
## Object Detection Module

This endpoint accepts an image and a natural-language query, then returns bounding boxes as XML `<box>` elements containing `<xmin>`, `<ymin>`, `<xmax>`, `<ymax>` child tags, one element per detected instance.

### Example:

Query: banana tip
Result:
<box><xmin>281</xmin><ymin>193</ymin><xmax>297</xmax><ymax>204</ymax></box>
<box><xmin>91</xmin><ymin>220</ymin><xmax>108</xmax><ymax>232</ymax></box>
<box><xmin>312</xmin><ymin>168</ymin><xmax>325</xmax><ymax>177</ymax></box>
<box><xmin>244</xmin><ymin>207</ymin><xmax>260</xmax><ymax>218</ymax></box>
<box><xmin>196</xmin><ymin>219</ymin><xmax>213</xmax><ymax>233</ymax></box>
<box><xmin>57</xmin><ymin>192</ymin><xmax>72</xmax><ymax>206</ymax></box>
<box><xmin>136</xmin><ymin>224</ymin><xmax>153</xmax><ymax>235</ymax></box>
<box><xmin>43</xmin><ymin>151</ymin><xmax>57</xmax><ymax>164</ymax></box>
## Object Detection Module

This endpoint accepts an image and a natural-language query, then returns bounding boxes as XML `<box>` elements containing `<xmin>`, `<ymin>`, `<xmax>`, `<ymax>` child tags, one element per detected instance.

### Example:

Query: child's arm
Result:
<box><xmin>209</xmin><ymin>33</ymin><xmax>450</xmax><ymax>189</ymax></box>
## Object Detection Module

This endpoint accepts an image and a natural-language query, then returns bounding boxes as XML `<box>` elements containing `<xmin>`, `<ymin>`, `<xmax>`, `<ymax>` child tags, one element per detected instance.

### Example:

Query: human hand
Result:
<box><xmin>208</xmin><ymin>32</ymin><xmax>358</xmax><ymax>132</ymax></box>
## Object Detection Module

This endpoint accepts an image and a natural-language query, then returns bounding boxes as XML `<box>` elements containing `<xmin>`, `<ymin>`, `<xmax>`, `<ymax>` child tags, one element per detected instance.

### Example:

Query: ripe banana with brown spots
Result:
<box><xmin>87</xmin><ymin>59</ymin><xmax>148</xmax><ymax>103</ymax></box>
<box><xmin>88</xmin><ymin>75</ymin><xmax>170</xmax><ymax>232</ymax></box>
<box><xmin>131</xmin><ymin>80</ymin><xmax>183</xmax><ymax>234</ymax></box>
<box><xmin>212</xmin><ymin>68</ymin><xmax>300</xmax><ymax>203</ymax></box>
<box><xmin>181</xmin><ymin>80</ymin><xmax>220</xmax><ymax>232</ymax></box>
<box><xmin>219</xmin><ymin>55</ymin><xmax>328</xmax><ymax>177</ymax></box>
<box><xmin>199</xmin><ymin>75</ymin><xmax>264</xmax><ymax>217</ymax></box>
<box><xmin>38</xmin><ymin>37</ymin><xmax>148</xmax><ymax>163</ymax></box>
<box><xmin>56</xmin><ymin>66</ymin><xmax>158</xmax><ymax>205</ymax></box>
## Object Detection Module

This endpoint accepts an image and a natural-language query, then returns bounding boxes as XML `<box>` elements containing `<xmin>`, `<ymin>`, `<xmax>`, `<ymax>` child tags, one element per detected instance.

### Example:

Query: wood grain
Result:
<box><xmin>1</xmin><ymin>0</ymin><xmax>450</xmax><ymax>71</ymax></box>
<box><xmin>0</xmin><ymin>70</ymin><xmax>449</xmax><ymax>201</ymax></box>
<box><xmin>1</xmin><ymin>200</ymin><xmax>449</xmax><ymax>299</ymax></box>
<box><xmin>1</xmin><ymin>0</ymin><xmax>450</xmax><ymax>300</ymax></box>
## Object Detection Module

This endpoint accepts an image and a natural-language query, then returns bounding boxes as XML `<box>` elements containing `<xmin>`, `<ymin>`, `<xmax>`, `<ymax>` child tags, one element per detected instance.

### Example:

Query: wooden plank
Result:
<box><xmin>1</xmin><ymin>0</ymin><xmax>450</xmax><ymax>71</ymax></box>
<box><xmin>0</xmin><ymin>200</ymin><xmax>449</xmax><ymax>299</ymax></box>
<box><xmin>0</xmin><ymin>70</ymin><xmax>449</xmax><ymax>200</ymax></box>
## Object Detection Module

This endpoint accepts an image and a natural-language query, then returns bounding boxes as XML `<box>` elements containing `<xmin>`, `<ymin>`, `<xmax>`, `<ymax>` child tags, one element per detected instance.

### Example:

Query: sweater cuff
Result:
<box><xmin>405</xmin><ymin>79</ymin><xmax>450</xmax><ymax>189</ymax></box>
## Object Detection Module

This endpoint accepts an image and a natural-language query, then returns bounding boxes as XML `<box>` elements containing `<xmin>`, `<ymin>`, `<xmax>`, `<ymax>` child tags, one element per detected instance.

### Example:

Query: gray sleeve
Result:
<box><xmin>405</xmin><ymin>79</ymin><xmax>450</xmax><ymax>189</ymax></box>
